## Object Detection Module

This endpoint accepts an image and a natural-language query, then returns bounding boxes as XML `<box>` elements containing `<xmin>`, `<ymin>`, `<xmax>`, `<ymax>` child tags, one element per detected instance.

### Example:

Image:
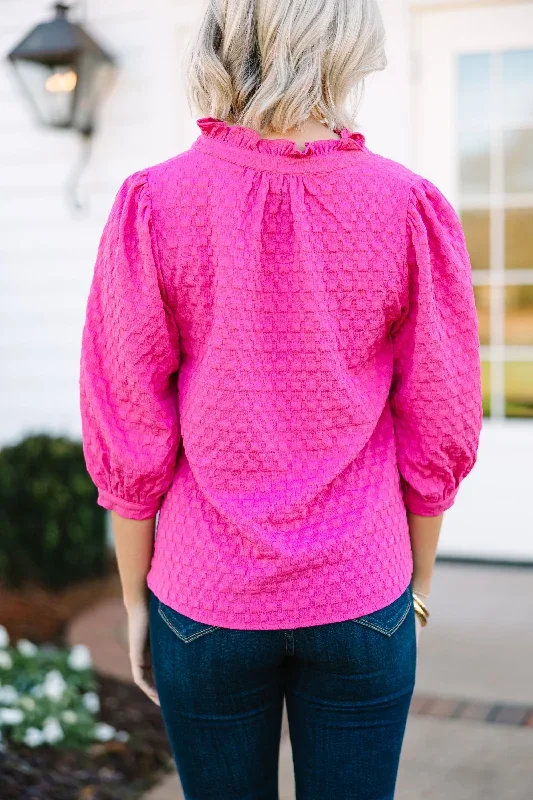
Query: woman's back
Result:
<box><xmin>79</xmin><ymin>115</ymin><xmax>482</xmax><ymax>629</ymax></box>
<box><xmin>79</xmin><ymin>0</ymin><xmax>485</xmax><ymax>791</ymax></box>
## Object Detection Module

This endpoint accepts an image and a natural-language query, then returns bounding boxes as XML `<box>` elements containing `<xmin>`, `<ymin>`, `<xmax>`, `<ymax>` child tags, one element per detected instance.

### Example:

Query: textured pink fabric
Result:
<box><xmin>79</xmin><ymin>116</ymin><xmax>483</xmax><ymax>629</ymax></box>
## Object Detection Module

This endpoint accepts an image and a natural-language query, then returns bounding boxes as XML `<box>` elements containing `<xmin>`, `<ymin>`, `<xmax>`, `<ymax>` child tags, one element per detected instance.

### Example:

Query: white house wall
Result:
<box><xmin>358</xmin><ymin>0</ymin><xmax>413</xmax><ymax>166</ymax></box>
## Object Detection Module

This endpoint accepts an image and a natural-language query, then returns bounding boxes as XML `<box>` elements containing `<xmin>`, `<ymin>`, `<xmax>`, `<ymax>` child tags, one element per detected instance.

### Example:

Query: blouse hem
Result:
<box><xmin>146</xmin><ymin>569</ymin><xmax>414</xmax><ymax>631</ymax></box>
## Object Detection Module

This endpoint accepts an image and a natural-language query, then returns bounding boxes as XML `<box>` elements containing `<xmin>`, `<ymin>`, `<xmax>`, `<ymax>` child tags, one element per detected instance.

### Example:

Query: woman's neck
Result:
<box><xmin>261</xmin><ymin>116</ymin><xmax>341</xmax><ymax>149</ymax></box>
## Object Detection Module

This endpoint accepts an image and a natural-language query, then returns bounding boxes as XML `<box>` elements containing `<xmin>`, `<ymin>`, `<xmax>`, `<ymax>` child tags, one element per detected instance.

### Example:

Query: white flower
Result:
<box><xmin>0</xmin><ymin>707</ymin><xmax>24</xmax><ymax>725</ymax></box>
<box><xmin>82</xmin><ymin>691</ymin><xmax>100</xmax><ymax>713</ymax></box>
<box><xmin>23</xmin><ymin>727</ymin><xmax>45</xmax><ymax>748</ymax></box>
<box><xmin>42</xmin><ymin>717</ymin><xmax>64</xmax><ymax>744</ymax></box>
<box><xmin>61</xmin><ymin>710</ymin><xmax>78</xmax><ymax>724</ymax></box>
<box><xmin>115</xmin><ymin>730</ymin><xmax>130</xmax><ymax>743</ymax></box>
<box><xmin>17</xmin><ymin>639</ymin><xmax>38</xmax><ymax>658</ymax></box>
<box><xmin>93</xmin><ymin>722</ymin><xmax>115</xmax><ymax>742</ymax></box>
<box><xmin>19</xmin><ymin>696</ymin><xmax>36</xmax><ymax>712</ymax></box>
<box><xmin>0</xmin><ymin>626</ymin><xmax>9</xmax><ymax>649</ymax></box>
<box><xmin>0</xmin><ymin>685</ymin><xmax>18</xmax><ymax>705</ymax></box>
<box><xmin>43</xmin><ymin>670</ymin><xmax>67</xmax><ymax>702</ymax></box>
<box><xmin>30</xmin><ymin>684</ymin><xmax>44</xmax><ymax>699</ymax></box>
<box><xmin>67</xmin><ymin>644</ymin><xmax>92</xmax><ymax>671</ymax></box>
<box><xmin>0</xmin><ymin>652</ymin><xmax>13</xmax><ymax>670</ymax></box>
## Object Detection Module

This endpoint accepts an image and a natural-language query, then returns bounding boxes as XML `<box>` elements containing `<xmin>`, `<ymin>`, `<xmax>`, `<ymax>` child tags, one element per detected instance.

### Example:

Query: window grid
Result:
<box><xmin>458</xmin><ymin>49</ymin><xmax>533</xmax><ymax>420</ymax></box>
<box><xmin>490</xmin><ymin>50</ymin><xmax>505</xmax><ymax>418</ymax></box>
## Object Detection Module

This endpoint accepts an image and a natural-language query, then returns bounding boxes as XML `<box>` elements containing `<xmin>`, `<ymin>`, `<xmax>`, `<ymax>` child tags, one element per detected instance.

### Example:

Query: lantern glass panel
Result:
<box><xmin>13</xmin><ymin>59</ymin><xmax>77</xmax><ymax>128</ymax></box>
<box><xmin>72</xmin><ymin>54</ymin><xmax>115</xmax><ymax>134</ymax></box>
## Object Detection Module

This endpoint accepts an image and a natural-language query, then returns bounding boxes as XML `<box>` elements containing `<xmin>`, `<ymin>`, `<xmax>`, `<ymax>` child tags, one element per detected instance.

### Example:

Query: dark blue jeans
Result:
<box><xmin>149</xmin><ymin>583</ymin><xmax>417</xmax><ymax>800</ymax></box>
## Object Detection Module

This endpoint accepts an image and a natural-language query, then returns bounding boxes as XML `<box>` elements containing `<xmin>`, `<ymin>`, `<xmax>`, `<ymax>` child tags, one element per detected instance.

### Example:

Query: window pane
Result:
<box><xmin>505</xmin><ymin>208</ymin><xmax>533</xmax><ymax>269</ymax></box>
<box><xmin>502</xmin><ymin>50</ymin><xmax>533</xmax><ymax>128</ymax></box>
<box><xmin>461</xmin><ymin>210</ymin><xmax>490</xmax><ymax>270</ymax></box>
<box><xmin>505</xmin><ymin>362</ymin><xmax>533</xmax><ymax>417</ymax></box>
<box><xmin>505</xmin><ymin>285</ymin><xmax>533</xmax><ymax>345</ymax></box>
<box><xmin>459</xmin><ymin>129</ymin><xmax>491</xmax><ymax>194</ymax></box>
<box><xmin>473</xmin><ymin>285</ymin><xmax>490</xmax><ymax>345</ymax></box>
<box><xmin>458</xmin><ymin>53</ymin><xmax>492</xmax><ymax>130</ymax></box>
<box><xmin>504</xmin><ymin>130</ymin><xmax>533</xmax><ymax>193</ymax></box>
<box><xmin>481</xmin><ymin>361</ymin><xmax>491</xmax><ymax>417</ymax></box>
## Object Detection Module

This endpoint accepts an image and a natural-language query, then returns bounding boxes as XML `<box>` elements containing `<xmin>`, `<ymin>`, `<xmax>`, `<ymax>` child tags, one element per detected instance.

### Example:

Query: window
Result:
<box><xmin>458</xmin><ymin>49</ymin><xmax>533</xmax><ymax>418</ymax></box>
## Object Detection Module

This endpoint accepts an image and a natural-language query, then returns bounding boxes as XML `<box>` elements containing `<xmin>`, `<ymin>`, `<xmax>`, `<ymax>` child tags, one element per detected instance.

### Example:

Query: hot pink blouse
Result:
<box><xmin>79</xmin><ymin>116</ymin><xmax>482</xmax><ymax>629</ymax></box>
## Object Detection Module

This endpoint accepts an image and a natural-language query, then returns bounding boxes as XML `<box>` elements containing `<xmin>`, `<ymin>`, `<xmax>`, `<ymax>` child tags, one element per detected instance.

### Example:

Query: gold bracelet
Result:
<box><xmin>413</xmin><ymin>609</ymin><xmax>428</xmax><ymax>627</ymax></box>
<box><xmin>413</xmin><ymin>605</ymin><xmax>429</xmax><ymax>626</ymax></box>
<box><xmin>412</xmin><ymin>594</ymin><xmax>429</xmax><ymax>618</ymax></box>
<box><xmin>412</xmin><ymin>592</ymin><xmax>430</xmax><ymax>626</ymax></box>
<box><xmin>412</xmin><ymin>591</ymin><xmax>429</xmax><ymax>612</ymax></box>
<box><xmin>414</xmin><ymin>607</ymin><xmax>428</xmax><ymax>626</ymax></box>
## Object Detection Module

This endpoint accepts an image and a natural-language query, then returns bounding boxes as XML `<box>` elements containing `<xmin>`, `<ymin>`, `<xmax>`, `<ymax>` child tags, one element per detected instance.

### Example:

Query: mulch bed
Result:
<box><xmin>0</xmin><ymin>569</ymin><xmax>121</xmax><ymax>644</ymax></box>
<box><xmin>0</xmin><ymin>673</ymin><xmax>173</xmax><ymax>800</ymax></box>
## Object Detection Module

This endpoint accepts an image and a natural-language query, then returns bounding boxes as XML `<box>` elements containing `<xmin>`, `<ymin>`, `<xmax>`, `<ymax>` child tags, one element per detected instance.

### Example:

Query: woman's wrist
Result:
<box><xmin>407</xmin><ymin>512</ymin><xmax>441</xmax><ymax>602</ymax></box>
<box><xmin>411</xmin><ymin>578</ymin><xmax>432</xmax><ymax>597</ymax></box>
<box><xmin>123</xmin><ymin>584</ymin><xmax>149</xmax><ymax>611</ymax></box>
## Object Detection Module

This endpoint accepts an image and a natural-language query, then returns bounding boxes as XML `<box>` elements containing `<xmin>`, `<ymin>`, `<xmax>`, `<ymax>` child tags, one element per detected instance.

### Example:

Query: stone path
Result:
<box><xmin>68</xmin><ymin>561</ymin><xmax>533</xmax><ymax>799</ymax></box>
<box><xmin>68</xmin><ymin>589</ymin><xmax>131</xmax><ymax>683</ymax></box>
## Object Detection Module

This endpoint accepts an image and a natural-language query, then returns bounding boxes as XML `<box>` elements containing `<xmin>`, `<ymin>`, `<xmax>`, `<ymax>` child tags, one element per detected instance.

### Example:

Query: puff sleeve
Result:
<box><xmin>389</xmin><ymin>177</ymin><xmax>483</xmax><ymax>516</ymax></box>
<box><xmin>79</xmin><ymin>170</ymin><xmax>180</xmax><ymax>520</ymax></box>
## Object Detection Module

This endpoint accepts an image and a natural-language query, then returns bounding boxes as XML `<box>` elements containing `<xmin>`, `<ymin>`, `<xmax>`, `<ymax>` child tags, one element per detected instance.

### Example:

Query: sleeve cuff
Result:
<box><xmin>97</xmin><ymin>488</ymin><xmax>161</xmax><ymax>520</ymax></box>
<box><xmin>402</xmin><ymin>484</ymin><xmax>459</xmax><ymax>516</ymax></box>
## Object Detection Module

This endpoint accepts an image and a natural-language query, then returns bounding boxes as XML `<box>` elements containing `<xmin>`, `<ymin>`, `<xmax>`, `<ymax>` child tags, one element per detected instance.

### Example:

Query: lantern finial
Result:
<box><xmin>54</xmin><ymin>3</ymin><xmax>70</xmax><ymax>18</ymax></box>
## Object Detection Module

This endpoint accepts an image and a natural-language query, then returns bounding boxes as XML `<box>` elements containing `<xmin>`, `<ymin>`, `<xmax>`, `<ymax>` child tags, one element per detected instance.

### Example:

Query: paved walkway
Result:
<box><xmin>68</xmin><ymin>561</ymin><xmax>533</xmax><ymax>799</ymax></box>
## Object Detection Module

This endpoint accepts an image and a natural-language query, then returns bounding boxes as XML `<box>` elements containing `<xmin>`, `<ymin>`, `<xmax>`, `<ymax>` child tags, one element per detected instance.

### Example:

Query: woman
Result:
<box><xmin>79</xmin><ymin>0</ymin><xmax>483</xmax><ymax>797</ymax></box>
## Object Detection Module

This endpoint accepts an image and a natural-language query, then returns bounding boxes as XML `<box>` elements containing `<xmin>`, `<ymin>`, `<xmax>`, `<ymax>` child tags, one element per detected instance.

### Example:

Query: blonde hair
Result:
<box><xmin>183</xmin><ymin>0</ymin><xmax>387</xmax><ymax>135</ymax></box>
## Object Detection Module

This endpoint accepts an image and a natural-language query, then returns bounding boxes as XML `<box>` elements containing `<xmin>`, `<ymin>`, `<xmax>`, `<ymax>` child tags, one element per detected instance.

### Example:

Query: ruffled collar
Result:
<box><xmin>196</xmin><ymin>116</ymin><xmax>366</xmax><ymax>157</ymax></box>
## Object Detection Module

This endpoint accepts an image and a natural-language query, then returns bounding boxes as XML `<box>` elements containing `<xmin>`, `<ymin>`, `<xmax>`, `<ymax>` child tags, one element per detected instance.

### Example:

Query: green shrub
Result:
<box><xmin>0</xmin><ymin>434</ymin><xmax>107</xmax><ymax>592</ymax></box>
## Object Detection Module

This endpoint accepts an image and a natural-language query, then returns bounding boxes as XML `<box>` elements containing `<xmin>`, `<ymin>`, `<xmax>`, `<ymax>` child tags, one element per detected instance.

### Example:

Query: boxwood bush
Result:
<box><xmin>0</xmin><ymin>434</ymin><xmax>107</xmax><ymax>592</ymax></box>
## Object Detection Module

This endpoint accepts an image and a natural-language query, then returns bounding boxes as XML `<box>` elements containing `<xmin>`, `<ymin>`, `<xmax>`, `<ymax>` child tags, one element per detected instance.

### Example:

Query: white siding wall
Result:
<box><xmin>0</xmin><ymin>0</ymin><xmax>199</xmax><ymax>446</ymax></box>
<box><xmin>358</xmin><ymin>0</ymin><xmax>413</xmax><ymax>166</ymax></box>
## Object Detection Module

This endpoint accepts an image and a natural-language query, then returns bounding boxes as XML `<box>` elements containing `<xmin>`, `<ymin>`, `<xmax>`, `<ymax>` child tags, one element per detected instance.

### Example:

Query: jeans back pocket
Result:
<box><xmin>351</xmin><ymin>585</ymin><xmax>412</xmax><ymax>637</ymax></box>
<box><xmin>157</xmin><ymin>600</ymin><xmax>221</xmax><ymax>643</ymax></box>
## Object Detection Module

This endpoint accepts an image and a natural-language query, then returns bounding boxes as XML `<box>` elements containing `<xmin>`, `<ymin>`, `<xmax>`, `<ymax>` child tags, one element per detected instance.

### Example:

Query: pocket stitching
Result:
<box><xmin>353</xmin><ymin>595</ymin><xmax>412</xmax><ymax>637</ymax></box>
<box><xmin>157</xmin><ymin>603</ymin><xmax>220</xmax><ymax>643</ymax></box>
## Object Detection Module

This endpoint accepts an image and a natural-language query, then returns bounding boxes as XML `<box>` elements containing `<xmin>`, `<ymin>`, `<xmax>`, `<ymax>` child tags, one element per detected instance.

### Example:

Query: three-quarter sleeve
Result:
<box><xmin>79</xmin><ymin>170</ymin><xmax>180</xmax><ymax>520</ymax></box>
<box><xmin>389</xmin><ymin>177</ymin><xmax>483</xmax><ymax>516</ymax></box>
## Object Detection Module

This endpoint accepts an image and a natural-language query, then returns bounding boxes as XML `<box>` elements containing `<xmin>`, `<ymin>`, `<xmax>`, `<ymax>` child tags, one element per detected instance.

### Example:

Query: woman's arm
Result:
<box><xmin>389</xmin><ymin>178</ymin><xmax>482</xmax><ymax>619</ymax></box>
<box><xmin>111</xmin><ymin>512</ymin><xmax>155</xmax><ymax>608</ymax></box>
<box><xmin>389</xmin><ymin>178</ymin><xmax>482</xmax><ymax>521</ymax></box>
<box><xmin>79</xmin><ymin>172</ymin><xmax>181</xmax><ymax>704</ymax></box>
<box><xmin>111</xmin><ymin>511</ymin><xmax>159</xmax><ymax>704</ymax></box>
<box><xmin>79</xmin><ymin>170</ymin><xmax>181</xmax><ymax>523</ymax></box>
<box><xmin>407</xmin><ymin>511</ymin><xmax>443</xmax><ymax>597</ymax></box>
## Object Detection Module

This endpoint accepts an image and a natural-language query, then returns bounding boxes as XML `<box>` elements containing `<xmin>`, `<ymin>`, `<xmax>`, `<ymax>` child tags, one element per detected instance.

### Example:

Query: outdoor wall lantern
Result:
<box><xmin>7</xmin><ymin>2</ymin><xmax>116</xmax><ymax>209</ymax></box>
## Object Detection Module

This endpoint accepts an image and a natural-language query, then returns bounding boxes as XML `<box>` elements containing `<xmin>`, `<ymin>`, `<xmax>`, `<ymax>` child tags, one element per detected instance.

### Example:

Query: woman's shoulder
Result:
<box><xmin>112</xmin><ymin>148</ymin><xmax>203</xmax><ymax>222</ymax></box>
<box><xmin>360</xmin><ymin>148</ymin><xmax>438</xmax><ymax>196</ymax></box>
<box><xmin>121</xmin><ymin>145</ymin><xmax>200</xmax><ymax>190</ymax></box>
<box><xmin>366</xmin><ymin>152</ymin><xmax>460</xmax><ymax>228</ymax></box>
